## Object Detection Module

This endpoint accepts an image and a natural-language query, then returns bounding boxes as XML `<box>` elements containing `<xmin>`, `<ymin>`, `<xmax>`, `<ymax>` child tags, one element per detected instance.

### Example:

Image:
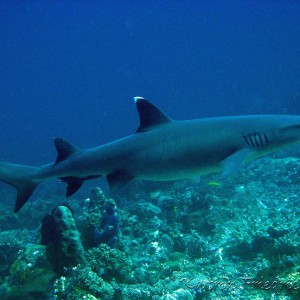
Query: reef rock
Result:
<box><xmin>129</xmin><ymin>202</ymin><xmax>162</xmax><ymax>218</ymax></box>
<box><xmin>44</xmin><ymin>205</ymin><xmax>86</xmax><ymax>274</ymax></box>
<box><xmin>158</xmin><ymin>288</ymin><xmax>193</xmax><ymax>300</ymax></box>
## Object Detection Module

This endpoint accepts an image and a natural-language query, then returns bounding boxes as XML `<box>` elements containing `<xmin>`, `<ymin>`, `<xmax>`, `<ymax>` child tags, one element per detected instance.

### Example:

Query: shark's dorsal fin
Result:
<box><xmin>54</xmin><ymin>138</ymin><xmax>80</xmax><ymax>165</ymax></box>
<box><xmin>134</xmin><ymin>97</ymin><xmax>172</xmax><ymax>132</ymax></box>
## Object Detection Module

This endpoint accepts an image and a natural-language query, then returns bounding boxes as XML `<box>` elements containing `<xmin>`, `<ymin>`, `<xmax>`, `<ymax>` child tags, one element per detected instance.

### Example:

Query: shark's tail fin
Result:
<box><xmin>0</xmin><ymin>161</ymin><xmax>40</xmax><ymax>212</ymax></box>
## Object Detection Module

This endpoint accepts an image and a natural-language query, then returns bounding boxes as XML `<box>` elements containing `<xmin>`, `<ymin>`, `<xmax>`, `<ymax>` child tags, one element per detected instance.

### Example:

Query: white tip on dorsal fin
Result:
<box><xmin>133</xmin><ymin>97</ymin><xmax>172</xmax><ymax>133</ymax></box>
<box><xmin>134</xmin><ymin>96</ymin><xmax>144</xmax><ymax>103</ymax></box>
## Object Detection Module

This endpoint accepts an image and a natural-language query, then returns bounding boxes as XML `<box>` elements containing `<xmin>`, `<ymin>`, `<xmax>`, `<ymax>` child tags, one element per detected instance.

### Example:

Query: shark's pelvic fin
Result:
<box><xmin>54</xmin><ymin>138</ymin><xmax>80</xmax><ymax>165</ymax></box>
<box><xmin>60</xmin><ymin>175</ymin><xmax>102</xmax><ymax>197</ymax></box>
<box><xmin>60</xmin><ymin>177</ymin><xmax>85</xmax><ymax>197</ymax></box>
<box><xmin>107</xmin><ymin>170</ymin><xmax>134</xmax><ymax>191</ymax></box>
<box><xmin>134</xmin><ymin>97</ymin><xmax>172</xmax><ymax>132</ymax></box>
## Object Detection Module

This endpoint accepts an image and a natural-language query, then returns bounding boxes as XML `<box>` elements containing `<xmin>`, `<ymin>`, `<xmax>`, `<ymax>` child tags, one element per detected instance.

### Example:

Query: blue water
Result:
<box><xmin>0</xmin><ymin>0</ymin><xmax>300</xmax><ymax>165</ymax></box>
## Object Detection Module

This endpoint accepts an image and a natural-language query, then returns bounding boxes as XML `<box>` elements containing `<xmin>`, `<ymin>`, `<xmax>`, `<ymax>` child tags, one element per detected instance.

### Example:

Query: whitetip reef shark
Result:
<box><xmin>0</xmin><ymin>97</ymin><xmax>300</xmax><ymax>212</ymax></box>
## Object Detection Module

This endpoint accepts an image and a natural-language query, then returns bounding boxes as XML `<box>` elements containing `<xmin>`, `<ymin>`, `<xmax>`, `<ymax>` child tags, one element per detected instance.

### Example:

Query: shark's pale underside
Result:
<box><xmin>1</xmin><ymin>97</ymin><xmax>300</xmax><ymax>212</ymax></box>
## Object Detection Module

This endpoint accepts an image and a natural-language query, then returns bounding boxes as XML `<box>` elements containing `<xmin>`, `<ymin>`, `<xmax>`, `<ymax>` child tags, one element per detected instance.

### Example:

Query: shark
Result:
<box><xmin>0</xmin><ymin>96</ymin><xmax>300</xmax><ymax>213</ymax></box>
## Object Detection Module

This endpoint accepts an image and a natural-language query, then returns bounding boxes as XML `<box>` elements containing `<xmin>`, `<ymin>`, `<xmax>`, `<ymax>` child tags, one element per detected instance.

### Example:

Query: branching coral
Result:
<box><xmin>86</xmin><ymin>244</ymin><xmax>132</xmax><ymax>283</ymax></box>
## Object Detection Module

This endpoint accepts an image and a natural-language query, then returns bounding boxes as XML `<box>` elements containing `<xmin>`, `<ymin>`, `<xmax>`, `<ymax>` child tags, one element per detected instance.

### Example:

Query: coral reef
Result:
<box><xmin>0</xmin><ymin>229</ymin><xmax>36</xmax><ymax>285</ymax></box>
<box><xmin>78</xmin><ymin>187</ymin><xmax>118</xmax><ymax>248</ymax></box>
<box><xmin>85</xmin><ymin>244</ymin><xmax>132</xmax><ymax>282</ymax></box>
<box><xmin>0</xmin><ymin>245</ymin><xmax>55</xmax><ymax>299</ymax></box>
<box><xmin>53</xmin><ymin>265</ymin><xmax>114</xmax><ymax>300</ymax></box>
<box><xmin>0</xmin><ymin>155</ymin><xmax>300</xmax><ymax>299</ymax></box>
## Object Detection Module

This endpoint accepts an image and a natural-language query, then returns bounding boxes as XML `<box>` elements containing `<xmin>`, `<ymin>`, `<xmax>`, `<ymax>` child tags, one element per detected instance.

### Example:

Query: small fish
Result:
<box><xmin>207</xmin><ymin>182</ymin><xmax>221</xmax><ymax>187</ymax></box>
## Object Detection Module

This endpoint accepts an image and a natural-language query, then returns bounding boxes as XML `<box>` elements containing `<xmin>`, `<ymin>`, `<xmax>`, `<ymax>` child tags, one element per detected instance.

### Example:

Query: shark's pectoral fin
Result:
<box><xmin>107</xmin><ymin>170</ymin><xmax>134</xmax><ymax>191</ymax></box>
<box><xmin>54</xmin><ymin>138</ymin><xmax>81</xmax><ymax>166</ymax></box>
<box><xmin>276</xmin><ymin>124</ymin><xmax>300</xmax><ymax>143</ymax></box>
<box><xmin>220</xmin><ymin>149</ymin><xmax>252</xmax><ymax>178</ymax></box>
